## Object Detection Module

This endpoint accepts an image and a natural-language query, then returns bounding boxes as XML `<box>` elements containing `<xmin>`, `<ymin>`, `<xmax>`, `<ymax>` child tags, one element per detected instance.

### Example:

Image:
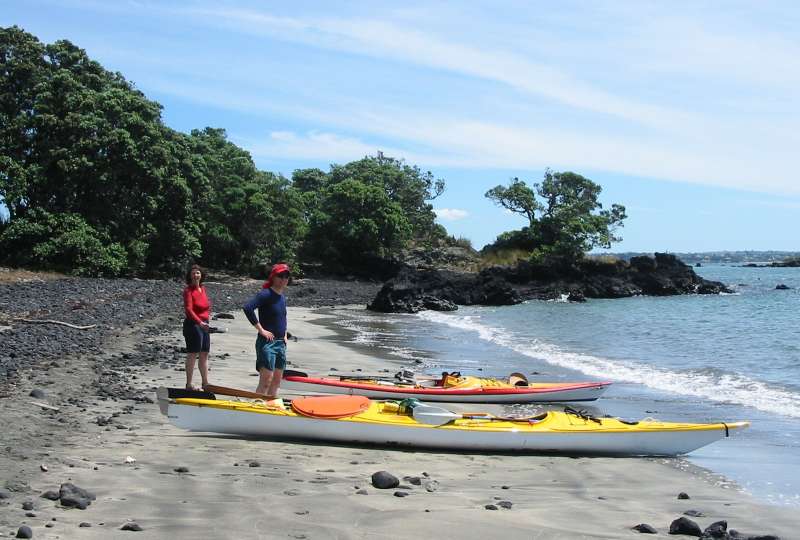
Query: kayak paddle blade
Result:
<box><xmin>411</xmin><ymin>405</ymin><xmax>462</xmax><ymax>426</ymax></box>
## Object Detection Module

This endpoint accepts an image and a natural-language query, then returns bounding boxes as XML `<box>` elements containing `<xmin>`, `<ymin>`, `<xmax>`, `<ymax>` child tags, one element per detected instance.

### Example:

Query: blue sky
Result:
<box><xmin>3</xmin><ymin>0</ymin><xmax>799</xmax><ymax>251</ymax></box>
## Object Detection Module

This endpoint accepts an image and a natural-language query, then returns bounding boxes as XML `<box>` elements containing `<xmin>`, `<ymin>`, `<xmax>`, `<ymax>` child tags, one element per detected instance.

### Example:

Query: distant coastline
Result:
<box><xmin>607</xmin><ymin>250</ymin><xmax>800</xmax><ymax>265</ymax></box>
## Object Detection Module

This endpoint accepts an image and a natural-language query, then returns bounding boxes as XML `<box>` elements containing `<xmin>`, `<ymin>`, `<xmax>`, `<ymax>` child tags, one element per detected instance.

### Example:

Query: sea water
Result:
<box><xmin>330</xmin><ymin>265</ymin><xmax>800</xmax><ymax>506</ymax></box>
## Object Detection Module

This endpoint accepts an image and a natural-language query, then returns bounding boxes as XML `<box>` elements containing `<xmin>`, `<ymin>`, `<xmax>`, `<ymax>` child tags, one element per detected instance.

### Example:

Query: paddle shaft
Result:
<box><xmin>204</xmin><ymin>384</ymin><xmax>274</xmax><ymax>400</ymax></box>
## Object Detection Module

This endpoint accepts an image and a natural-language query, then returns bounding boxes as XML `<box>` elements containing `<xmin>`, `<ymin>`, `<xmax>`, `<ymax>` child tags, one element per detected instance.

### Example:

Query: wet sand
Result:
<box><xmin>0</xmin><ymin>307</ymin><xmax>796</xmax><ymax>539</ymax></box>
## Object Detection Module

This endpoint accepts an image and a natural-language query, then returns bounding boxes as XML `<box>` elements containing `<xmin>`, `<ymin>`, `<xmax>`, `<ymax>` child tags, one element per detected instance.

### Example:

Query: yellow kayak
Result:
<box><xmin>157</xmin><ymin>388</ymin><xmax>748</xmax><ymax>456</ymax></box>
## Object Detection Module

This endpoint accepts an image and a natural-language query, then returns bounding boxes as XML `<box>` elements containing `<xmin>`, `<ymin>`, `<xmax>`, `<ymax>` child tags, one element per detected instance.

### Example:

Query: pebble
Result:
<box><xmin>79</xmin><ymin>522</ymin><xmax>92</xmax><ymax>527</ymax></box>
<box><xmin>29</xmin><ymin>389</ymin><xmax>45</xmax><ymax>399</ymax></box>
<box><xmin>174</xmin><ymin>466</ymin><xmax>189</xmax><ymax>473</ymax></box>
<box><xmin>423</xmin><ymin>480</ymin><xmax>439</xmax><ymax>493</ymax></box>
<box><xmin>15</xmin><ymin>526</ymin><xmax>32</xmax><ymax>539</ymax></box>
<box><xmin>677</xmin><ymin>492</ymin><xmax>690</xmax><ymax>500</ymax></box>
<box><xmin>403</xmin><ymin>476</ymin><xmax>422</xmax><ymax>486</ymax></box>
<box><xmin>120</xmin><ymin>522</ymin><xmax>143</xmax><ymax>531</ymax></box>
<box><xmin>631</xmin><ymin>523</ymin><xmax>657</xmax><ymax>534</ymax></box>
<box><xmin>40</xmin><ymin>491</ymin><xmax>59</xmax><ymax>501</ymax></box>
<box><xmin>484</xmin><ymin>504</ymin><xmax>498</xmax><ymax>510</ymax></box>
<box><xmin>21</xmin><ymin>501</ymin><xmax>33</xmax><ymax>511</ymax></box>
<box><xmin>497</xmin><ymin>501</ymin><xmax>512</xmax><ymax>509</ymax></box>
<box><xmin>393</xmin><ymin>491</ymin><xmax>409</xmax><ymax>498</ymax></box>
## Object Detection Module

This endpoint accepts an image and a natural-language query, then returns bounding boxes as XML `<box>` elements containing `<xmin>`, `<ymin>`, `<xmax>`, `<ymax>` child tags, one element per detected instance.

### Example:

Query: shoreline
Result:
<box><xmin>1</xmin><ymin>306</ymin><xmax>796</xmax><ymax>538</ymax></box>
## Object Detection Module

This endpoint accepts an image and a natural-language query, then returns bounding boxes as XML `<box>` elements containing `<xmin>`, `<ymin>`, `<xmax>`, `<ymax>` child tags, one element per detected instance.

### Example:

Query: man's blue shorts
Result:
<box><xmin>255</xmin><ymin>335</ymin><xmax>287</xmax><ymax>372</ymax></box>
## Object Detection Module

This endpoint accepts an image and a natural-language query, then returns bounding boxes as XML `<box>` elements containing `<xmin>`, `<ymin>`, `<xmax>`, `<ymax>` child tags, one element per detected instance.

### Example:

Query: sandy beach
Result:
<box><xmin>1</xmin><ymin>306</ymin><xmax>796</xmax><ymax>539</ymax></box>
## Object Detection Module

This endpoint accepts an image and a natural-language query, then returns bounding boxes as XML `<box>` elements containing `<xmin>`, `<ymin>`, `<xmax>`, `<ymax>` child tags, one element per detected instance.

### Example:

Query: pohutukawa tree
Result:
<box><xmin>485</xmin><ymin>169</ymin><xmax>627</xmax><ymax>262</ymax></box>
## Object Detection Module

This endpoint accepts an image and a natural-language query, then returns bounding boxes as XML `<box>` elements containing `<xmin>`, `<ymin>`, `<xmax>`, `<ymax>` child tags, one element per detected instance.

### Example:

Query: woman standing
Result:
<box><xmin>243</xmin><ymin>263</ymin><xmax>290</xmax><ymax>398</ymax></box>
<box><xmin>182</xmin><ymin>264</ymin><xmax>211</xmax><ymax>390</ymax></box>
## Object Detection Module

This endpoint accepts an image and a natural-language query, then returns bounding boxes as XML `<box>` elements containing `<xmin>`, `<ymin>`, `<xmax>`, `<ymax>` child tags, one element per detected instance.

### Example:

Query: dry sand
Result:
<box><xmin>0</xmin><ymin>307</ymin><xmax>796</xmax><ymax>539</ymax></box>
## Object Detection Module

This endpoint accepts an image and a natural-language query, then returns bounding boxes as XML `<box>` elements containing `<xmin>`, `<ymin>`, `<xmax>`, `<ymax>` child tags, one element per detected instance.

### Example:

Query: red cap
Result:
<box><xmin>262</xmin><ymin>263</ymin><xmax>291</xmax><ymax>289</ymax></box>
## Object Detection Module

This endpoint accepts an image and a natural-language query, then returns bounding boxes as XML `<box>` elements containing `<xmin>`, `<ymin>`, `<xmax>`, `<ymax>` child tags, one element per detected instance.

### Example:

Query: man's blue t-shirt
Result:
<box><xmin>242</xmin><ymin>288</ymin><xmax>287</xmax><ymax>338</ymax></box>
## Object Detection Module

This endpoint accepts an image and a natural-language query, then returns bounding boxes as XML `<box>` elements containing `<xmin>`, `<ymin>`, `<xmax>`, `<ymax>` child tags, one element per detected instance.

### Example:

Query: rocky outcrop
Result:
<box><xmin>367</xmin><ymin>267</ymin><xmax>518</xmax><ymax>313</ymax></box>
<box><xmin>368</xmin><ymin>253</ymin><xmax>731</xmax><ymax>313</ymax></box>
<box><xmin>743</xmin><ymin>259</ymin><xmax>800</xmax><ymax>268</ymax></box>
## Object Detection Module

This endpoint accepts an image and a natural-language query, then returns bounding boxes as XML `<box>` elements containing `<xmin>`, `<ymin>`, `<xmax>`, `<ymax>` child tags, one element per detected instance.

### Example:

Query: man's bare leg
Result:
<box><xmin>256</xmin><ymin>368</ymin><xmax>274</xmax><ymax>396</ymax></box>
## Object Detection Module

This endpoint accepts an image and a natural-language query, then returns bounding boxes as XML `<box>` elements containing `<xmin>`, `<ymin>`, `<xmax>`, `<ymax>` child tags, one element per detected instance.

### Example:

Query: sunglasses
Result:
<box><xmin>275</xmin><ymin>272</ymin><xmax>290</xmax><ymax>279</ymax></box>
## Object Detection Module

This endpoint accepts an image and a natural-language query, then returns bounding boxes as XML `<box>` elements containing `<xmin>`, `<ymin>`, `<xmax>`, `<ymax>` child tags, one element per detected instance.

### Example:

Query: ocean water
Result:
<box><xmin>330</xmin><ymin>265</ymin><xmax>800</xmax><ymax>507</ymax></box>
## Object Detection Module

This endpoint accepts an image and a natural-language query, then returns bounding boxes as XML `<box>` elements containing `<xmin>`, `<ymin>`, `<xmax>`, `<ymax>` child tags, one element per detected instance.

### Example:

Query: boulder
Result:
<box><xmin>59</xmin><ymin>483</ymin><xmax>96</xmax><ymax>510</ymax></box>
<box><xmin>669</xmin><ymin>516</ymin><xmax>702</xmax><ymax>536</ymax></box>
<box><xmin>371</xmin><ymin>471</ymin><xmax>399</xmax><ymax>489</ymax></box>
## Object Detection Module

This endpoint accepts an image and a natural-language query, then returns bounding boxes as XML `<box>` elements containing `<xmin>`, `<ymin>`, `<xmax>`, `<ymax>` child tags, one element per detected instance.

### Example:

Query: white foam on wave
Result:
<box><xmin>419</xmin><ymin>310</ymin><xmax>800</xmax><ymax>419</ymax></box>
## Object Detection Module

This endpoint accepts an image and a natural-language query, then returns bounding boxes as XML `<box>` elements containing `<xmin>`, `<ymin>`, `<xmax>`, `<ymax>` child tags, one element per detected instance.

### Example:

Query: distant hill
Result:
<box><xmin>606</xmin><ymin>251</ymin><xmax>800</xmax><ymax>264</ymax></box>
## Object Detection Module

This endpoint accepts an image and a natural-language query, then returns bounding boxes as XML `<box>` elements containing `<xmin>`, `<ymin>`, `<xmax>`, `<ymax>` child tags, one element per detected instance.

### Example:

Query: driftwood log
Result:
<box><xmin>11</xmin><ymin>317</ymin><xmax>97</xmax><ymax>330</ymax></box>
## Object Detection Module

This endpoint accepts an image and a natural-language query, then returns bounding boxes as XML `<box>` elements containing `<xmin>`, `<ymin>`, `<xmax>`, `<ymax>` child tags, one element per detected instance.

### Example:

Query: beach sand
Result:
<box><xmin>0</xmin><ymin>307</ymin><xmax>796</xmax><ymax>539</ymax></box>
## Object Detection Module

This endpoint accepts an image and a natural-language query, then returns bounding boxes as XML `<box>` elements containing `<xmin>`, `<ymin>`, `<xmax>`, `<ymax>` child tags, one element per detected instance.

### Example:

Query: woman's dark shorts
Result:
<box><xmin>183</xmin><ymin>318</ymin><xmax>210</xmax><ymax>353</ymax></box>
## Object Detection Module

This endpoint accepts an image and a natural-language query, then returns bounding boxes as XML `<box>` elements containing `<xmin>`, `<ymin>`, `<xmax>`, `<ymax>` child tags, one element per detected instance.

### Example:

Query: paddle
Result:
<box><xmin>410</xmin><ymin>403</ymin><xmax>548</xmax><ymax>426</ymax></box>
<box><xmin>204</xmin><ymin>384</ymin><xmax>276</xmax><ymax>400</ymax></box>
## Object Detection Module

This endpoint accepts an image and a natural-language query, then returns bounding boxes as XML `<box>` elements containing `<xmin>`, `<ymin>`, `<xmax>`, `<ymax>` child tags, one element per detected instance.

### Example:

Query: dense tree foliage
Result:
<box><xmin>0</xmin><ymin>26</ymin><xmax>201</xmax><ymax>274</ymax></box>
<box><xmin>0</xmin><ymin>27</ymin><xmax>449</xmax><ymax>276</ymax></box>
<box><xmin>2</xmin><ymin>26</ymin><xmax>628</xmax><ymax>278</ymax></box>
<box><xmin>295</xmin><ymin>154</ymin><xmax>445</xmax><ymax>268</ymax></box>
<box><xmin>485</xmin><ymin>170</ymin><xmax>627</xmax><ymax>261</ymax></box>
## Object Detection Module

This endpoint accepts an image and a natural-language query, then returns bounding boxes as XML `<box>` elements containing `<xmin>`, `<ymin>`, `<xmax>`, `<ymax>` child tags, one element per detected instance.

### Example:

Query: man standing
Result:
<box><xmin>243</xmin><ymin>263</ymin><xmax>290</xmax><ymax>398</ymax></box>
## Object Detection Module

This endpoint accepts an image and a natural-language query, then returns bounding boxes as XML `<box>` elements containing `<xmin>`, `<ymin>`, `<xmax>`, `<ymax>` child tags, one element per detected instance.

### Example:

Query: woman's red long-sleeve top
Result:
<box><xmin>183</xmin><ymin>285</ymin><xmax>211</xmax><ymax>324</ymax></box>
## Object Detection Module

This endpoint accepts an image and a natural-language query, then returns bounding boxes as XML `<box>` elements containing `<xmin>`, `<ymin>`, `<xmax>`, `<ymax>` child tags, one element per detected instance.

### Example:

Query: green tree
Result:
<box><xmin>304</xmin><ymin>178</ymin><xmax>412</xmax><ymax>265</ymax></box>
<box><xmin>0</xmin><ymin>27</ymin><xmax>203</xmax><ymax>275</ymax></box>
<box><xmin>485</xmin><ymin>169</ymin><xmax>626</xmax><ymax>261</ymax></box>
<box><xmin>0</xmin><ymin>208</ymin><xmax>127</xmax><ymax>275</ymax></box>
<box><xmin>326</xmin><ymin>154</ymin><xmax>444</xmax><ymax>241</ymax></box>
<box><xmin>186</xmin><ymin>128</ymin><xmax>307</xmax><ymax>272</ymax></box>
<box><xmin>295</xmin><ymin>153</ymin><xmax>446</xmax><ymax>268</ymax></box>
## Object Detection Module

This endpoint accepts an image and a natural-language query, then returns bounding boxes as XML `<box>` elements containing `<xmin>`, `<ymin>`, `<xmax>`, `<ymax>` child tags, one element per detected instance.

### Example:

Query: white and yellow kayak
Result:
<box><xmin>281</xmin><ymin>370</ymin><xmax>611</xmax><ymax>403</ymax></box>
<box><xmin>156</xmin><ymin>388</ymin><xmax>748</xmax><ymax>456</ymax></box>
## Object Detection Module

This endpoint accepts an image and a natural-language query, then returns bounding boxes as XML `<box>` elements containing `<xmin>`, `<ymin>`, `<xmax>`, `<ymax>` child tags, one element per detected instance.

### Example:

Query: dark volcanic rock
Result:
<box><xmin>40</xmin><ymin>490</ymin><xmax>60</xmax><ymax>500</ymax></box>
<box><xmin>371</xmin><ymin>471</ymin><xmax>399</xmax><ymax>489</ymax></box>
<box><xmin>15</xmin><ymin>525</ymin><xmax>33</xmax><ymax>539</ymax></box>
<box><xmin>368</xmin><ymin>254</ymin><xmax>731</xmax><ymax>313</ymax></box>
<box><xmin>59</xmin><ymin>483</ymin><xmax>96</xmax><ymax>510</ymax></box>
<box><xmin>669</xmin><ymin>516</ymin><xmax>702</xmax><ymax>536</ymax></box>
<box><xmin>120</xmin><ymin>522</ymin><xmax>143</xmax><ymax>531</ymax></box>
<box><xmin>632</xmin><ymin>523</ymin><xmax>657</xmax><ymax>534</ymax></box>
<box><xmin>368</xmin><ymin>267</ymin><xmax>519</xmax><ymax>313</ymax></box>
<box><xmin>702</xmin><ymin>520</ymin><xmax>728</xmax><ymax>538</ymax></box>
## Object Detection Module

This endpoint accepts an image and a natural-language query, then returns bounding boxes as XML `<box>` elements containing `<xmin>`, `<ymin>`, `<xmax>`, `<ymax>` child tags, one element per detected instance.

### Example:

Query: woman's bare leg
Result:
<box><xmin>185</xmin><ymin>353</ymin><xmax>198</xmax><ymax>389</ymax></box>
<box><xmin>198</xmin><ymin>352</ymin><xmax>210</xmax><ymax>388</ymax></box>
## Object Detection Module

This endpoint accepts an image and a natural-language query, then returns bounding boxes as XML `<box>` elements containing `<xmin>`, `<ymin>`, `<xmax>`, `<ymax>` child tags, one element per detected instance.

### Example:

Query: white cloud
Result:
<box><xmin>435</xmin><ymin>208</ymin><xmax>469</xmax><ymax>221</ymax></box>
<box><xmin>51</xmin><ymin>1</ymin><xmax>800</xmax><ymax>197</ymax></box>
<box><xmin>245</xmin><ymin>131</ymin><xmax>381</xmax><ymax>162</ymax></box>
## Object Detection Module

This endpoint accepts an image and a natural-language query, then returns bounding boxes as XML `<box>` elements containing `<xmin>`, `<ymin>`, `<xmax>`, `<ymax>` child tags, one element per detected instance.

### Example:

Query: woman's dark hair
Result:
<box><xmin>185</xmin><ymin>264</ymin><xmax>205</xmax><ymax>285</ymax></box>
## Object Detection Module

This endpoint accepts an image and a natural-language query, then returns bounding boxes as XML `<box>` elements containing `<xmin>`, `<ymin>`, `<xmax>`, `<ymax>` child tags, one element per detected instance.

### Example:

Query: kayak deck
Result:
<box><xmin>170</xmin><ymin>396</ymin><xmax>747</xmax><ymax>436</ymax></box>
